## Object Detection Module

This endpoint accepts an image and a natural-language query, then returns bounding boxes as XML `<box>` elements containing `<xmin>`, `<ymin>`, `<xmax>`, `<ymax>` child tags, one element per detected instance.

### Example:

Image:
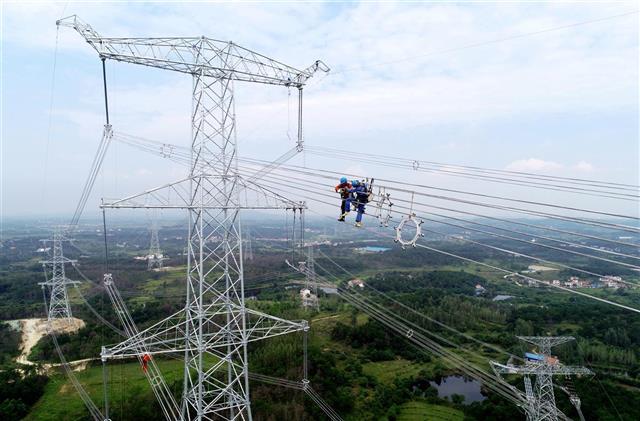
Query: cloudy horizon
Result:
<box><xmin>2</xmin><ymin>1</ymin><xmax>638</xmax><ymax>220</ymax></box>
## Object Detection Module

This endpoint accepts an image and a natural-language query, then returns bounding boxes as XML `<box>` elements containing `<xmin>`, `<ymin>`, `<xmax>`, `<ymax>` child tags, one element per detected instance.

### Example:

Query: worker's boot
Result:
<box><xmin>354</xmin><ymin>222</ymin><xmax>362</xmax><ymax>228</ymax></box>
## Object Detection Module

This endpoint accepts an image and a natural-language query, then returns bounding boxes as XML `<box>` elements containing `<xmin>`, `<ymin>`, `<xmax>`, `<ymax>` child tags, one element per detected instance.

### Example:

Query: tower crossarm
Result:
<box><xmin>101</xmin><ymin>303</ymin><xmax>307</xmax><ymax>359</ymax></box>
<box><xmin>57</xmin><ymin>15</ymin><xmax>328</xmax><ymax>87</ymax></box>
<box><xmin>38</xmin><ymin>278</ymin><xmax>80</xmax><ymax>287</ymax></box>
<box><xmin>492</xmin><ymin>362</ymin><xmax>592</xmax><ymax>376</ymax></box>
<box><xmin>517</xmin><ymin>336</ymin><xmax>575</xmax><ymax>354</ymax></box>
<box><xmin>99</xmin><ymin>174</ymin><xmax>304</xmax><ymax>210</ymax></box>
<box><xmin>40</xmin><ymin>256</ymin><xmax>77</xmax><ymax>265</ymax></box>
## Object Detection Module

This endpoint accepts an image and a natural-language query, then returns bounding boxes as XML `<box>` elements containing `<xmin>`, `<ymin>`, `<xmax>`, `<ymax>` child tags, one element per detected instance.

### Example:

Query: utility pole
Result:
<box><xmin>39</xmin><ymin>228</ymin><xmax>79</xmax><ymax>322</ymax></box>
<box><xmin>59</xmin><ymin>15</ymin><xmax>327</xmax><ymax>421</ymax></box>
<box><xmin>491</xmin><ymin>336</ymin><xmax>592</xmax><ymax>421</ymax></box>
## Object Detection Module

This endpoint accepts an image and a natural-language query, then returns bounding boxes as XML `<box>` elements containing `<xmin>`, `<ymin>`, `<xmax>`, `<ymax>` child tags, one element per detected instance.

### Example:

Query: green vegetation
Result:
<box><xmin>362</xmin><ymin>360</ymin><xmax>424</xmax><ymax>384</ymax></box>
<box><xmin>0</xmin><ymin>322</ymin><xmax>20</xmax><ymax>364</ymax></box>
<box><xmin>26</xmin><ymin>359</ymin><xmax>184</xmax><ymax>421</ymax></box>
<box><xmin>1</xmin><ymin>222</ymin><xmax>639</xmax><ymax>419</ymax></box>
<box><xmin>0</xmin><ymin>366</ymin><xmax>48</xmax><ymax>421</ymax></box>
<box><xmin>395</xmin><ymin>401</ymin><xmax>464</xmax><ymax>421</ymax></box>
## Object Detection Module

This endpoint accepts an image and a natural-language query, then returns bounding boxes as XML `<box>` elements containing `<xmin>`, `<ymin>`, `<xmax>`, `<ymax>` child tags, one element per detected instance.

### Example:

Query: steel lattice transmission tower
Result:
<box><xmin>39</xmin><ymin>228</ymin><xmax>79</xmax><ymax>321</ymax></box>
<box><xmin>300</xmin><ymin>247</ymin><xmax>319</xmax><ymax>310</ymax></box>
<box><xmin>244</xmin><ymin>227</ymin><xmax>253</xmax><ymax>262</ymax></box>
<box><xmin>59</xmin><ymin>15</ymin><xmax>327</xmax><ymax>421</ymax></box>
<box><xmin>491</xmin><ymin>336</ymin><xmax>592</xmax><ymax>421</ymax></box>
<box><xmin>147</xmin><ymin>220</ymin><xmax>166</xmax><ymax>270</ymax></box>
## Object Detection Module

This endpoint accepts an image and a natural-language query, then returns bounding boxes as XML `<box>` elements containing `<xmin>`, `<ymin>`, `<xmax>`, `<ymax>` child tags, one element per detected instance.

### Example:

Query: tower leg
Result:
<box><xmin>535</xmin><ymin>372</ymin><xmax>558</xmax><ymax>421</ymax></box>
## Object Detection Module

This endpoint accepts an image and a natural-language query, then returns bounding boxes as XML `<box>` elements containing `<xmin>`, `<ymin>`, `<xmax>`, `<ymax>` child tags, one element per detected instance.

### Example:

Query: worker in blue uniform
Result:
<box><xmin>350</xmin><ymin>180</ymin><xmax>369</xmax><ymax>227</ymax></box>
<box><xmin>335</xmin><ymin>176</ymin><xmax>352</xmax><ymax>221</ymax></box>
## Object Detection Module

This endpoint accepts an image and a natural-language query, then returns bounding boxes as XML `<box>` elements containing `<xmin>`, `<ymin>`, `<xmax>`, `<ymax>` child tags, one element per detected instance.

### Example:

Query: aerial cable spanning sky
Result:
<box><xmin>1</xmin><ymin>1</ymin><xmax>638</xmax><ymax>217</ymax></box>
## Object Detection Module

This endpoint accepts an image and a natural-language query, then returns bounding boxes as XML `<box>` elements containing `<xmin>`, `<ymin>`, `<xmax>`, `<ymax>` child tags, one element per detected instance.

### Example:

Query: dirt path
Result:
<box><xmin>15</xmin><ymin>317</ymin><xmax>85</xmax><ymax>366</ymax></box>
<box><xmin>310</xmin><ymin>314</ymin><xmax>341</xmax><ymax>324</ymax></box>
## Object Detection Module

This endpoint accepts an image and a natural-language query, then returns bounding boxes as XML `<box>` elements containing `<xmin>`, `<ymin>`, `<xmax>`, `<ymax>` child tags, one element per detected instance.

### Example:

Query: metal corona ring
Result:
<box><xmin>394</xmin><ymin>214</ymin><xmax>423</xmax><ymax>248</ymax></box>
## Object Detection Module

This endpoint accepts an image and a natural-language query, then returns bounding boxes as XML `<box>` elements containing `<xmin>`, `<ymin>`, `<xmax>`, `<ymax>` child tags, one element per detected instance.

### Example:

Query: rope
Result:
<box><xmin>307</xmin><ymin>145</ymin><xmax>639</xmax><ymax>190</ymax></box>
<box><xmin>238</xmin><ymin>158</ymin><xmax>640</xmax><ymax>225</ymax></box>
<box><xmin>273</xmin><ymin>188</ymin><xmax>640</xmax><ymax>314</ymax></box>
<box><xmin>250</xmin><ymin>170</ymin><xmax>640</xmax><ymax>273</ymax></box>
<box><xmin>315</xmin><ymin>249</ymin><xmax>523</xmax><ymax>362</ymax></box>
<box><xmin>307</xmin><ymin>148</ymin><xmax>639</xmax><ymax>201</ymax></box>
<box><xmin>106</xmin><ymin>133</ymin><xmax>640</xmax><ymax>238</ymax></box>
<box><xmin>41</xmin><ymin>285</ymin><xmax>104</xmax><ymax>420</ymax></box>
<box><xmin>330</xmin><ymin>11</ymin><xmax>639</xmax><ymax>75</ymax></box>
<box><xmin>41</xmin><ymin>26</ymin><xmax>60</xmax><ymax>209</ymax></box>
<box><xmin>107</xmin><ymin>134</ymin><xmax>640</xmax><ymax>250</ymax></box>
<box><xmin>284</xmin><ymin>240</ymin><xmax>525</xmax><ymax>405</ymax></box>
<box><xmin>69</xmin><ymin>265</ymin><xmax>124</xmax><ymax>336</ymax></box>
<box><xmin>112</xmin><ymin>131</ymin><xmax>640</xmax><ymax>203</ymax></box>
<box><xmin>251</xmin><ymin>173</ymin><xmax>640</xmax><ymax>286</ymax></box>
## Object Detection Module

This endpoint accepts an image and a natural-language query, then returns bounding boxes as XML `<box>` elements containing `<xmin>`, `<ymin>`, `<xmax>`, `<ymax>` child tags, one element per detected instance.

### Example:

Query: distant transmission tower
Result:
<box><xmin>492</xmin><ymin>336</ymin><xmax>592</xmax><ymax>421</ymax></box>
<box><xmin>245</xmin><ymin>226</ymin><xmax>254</xmax><ymax>261</ymax></box>
<box><xmin>60</xmin><ymin>15</ymin><xmax>327</xmax><ymax>420</ymax></box>
<box><xmin>147</xmin><ymin>220</ymin><xmax>166</xmax><ymax>270</ymax></box>
<box><xmin>39</xmin><ymin>228</ymin><xmax>79</xmax><ymax>321</ymax></box>
<box><xmin>299</xmin><ymin>246</ymin><xmax>319</xmax><ymax>310</ymax></box>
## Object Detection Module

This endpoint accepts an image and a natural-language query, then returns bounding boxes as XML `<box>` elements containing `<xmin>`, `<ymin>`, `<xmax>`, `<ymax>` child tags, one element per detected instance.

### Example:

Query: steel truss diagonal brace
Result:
<box><xmin>103</xmin><ymin>274</ymin><xmax>181</xmax><ymax>420</ymax></box>
<box><xmin>58</xmin><ymin>15</ymin><xmax>326</xmax><ymax>421</ymax></box>
<box><xmin>102</xmin><ymin>305</ymin><xmax>306</xmax><ymax>359</ymax></box>
<box><xmin>39</xmin><ymin>230</ymin><xmax>80</xmax><ymax>320</ymax></box>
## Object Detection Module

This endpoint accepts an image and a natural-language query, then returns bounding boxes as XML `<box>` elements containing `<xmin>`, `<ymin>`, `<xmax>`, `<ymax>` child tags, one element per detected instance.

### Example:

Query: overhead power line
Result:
<box><xmin>111</xmin><ymin>133</ymin><xmax>640</xmax><ymax>250</ymax></box>
<box><xmin>238</xmin><ymin>157</ymin><xmax>640</xmax><ymax>224</ymax></box>
<box><xmin>252</xmin><ymin>174</ymin><xmax>640</xmax><ymax>286</ymax></box>
<box><xmin>308</xmin><ymin>146</ymin><xmax>640</xmax><ymax>191</ymax></box>
<box><xmin>330</xmin><ymin>10</ymin><xmax>639</xmax><ymax>75</ymax></box>
<box><xmin>263</xmin><ymin>178</ymin><xmax>640</xmax><ymax>314</ymax></box>
<box><xmin>307</xmin><ymin>148</ymin><xmax>639</xmax><ymax>201</ymax></box>
<box><xmin>109</xmin><ymin>133</ymin><xmax>640</xmax><ymax>234</ymax></box>
<box><xmin>248</xmin><ymin>169</ymin><xmax>640</xmax><ymax>261</ymax></box>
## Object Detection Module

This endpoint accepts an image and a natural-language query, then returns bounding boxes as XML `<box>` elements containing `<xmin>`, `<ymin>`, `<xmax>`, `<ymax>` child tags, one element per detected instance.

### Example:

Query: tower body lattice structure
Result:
<box><xmin>147</xmin><ymin>221</ymin><xmax>165</xmax><ymax>270</ymax></box>
<box><xmin>491</xmin><ymin>336</ymin><xmax>592</xmax><ymax>421</ymax></box>
<box><xmin>39</xmin><ymin>229</ymin><xmax>79</xmax><ymax>321</ymax></box>
<box><xmin>59</xmin><ymin>15</ymin><xmax>326</xmax><ymax>421</ymax></box>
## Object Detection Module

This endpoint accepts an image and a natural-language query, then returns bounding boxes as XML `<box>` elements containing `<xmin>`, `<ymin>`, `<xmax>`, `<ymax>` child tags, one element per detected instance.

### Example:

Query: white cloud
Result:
<box><xmin>505</xmin><ymin>158</ymin><xmax>563</xmax><ymax>172</ymax></box>
<box><xmin>505</xmin><ymin>158</ymin><xmax>597</xmax><ymax>174</ymax></box>
<box><xmin>136</xmin><ymin>168</ymin><xmax>152</xmax><ymax>176</ymax></box>
<box><xmin>12</xmin><ymin>2</ymin><xmax>638</xmax><ymax>141</ymax></box>
<box><xmin>2</xmin><ymin>2</ymin><xmax>637</xmax><ymax>216</ymax></box>
<box><xmin>573</xmin><ymin>161</ymin><xmax>594</xmax><ymax>172</ymax></box>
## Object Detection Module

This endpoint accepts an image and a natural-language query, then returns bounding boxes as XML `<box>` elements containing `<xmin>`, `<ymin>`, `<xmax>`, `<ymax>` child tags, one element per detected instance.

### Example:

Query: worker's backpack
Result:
<box><xmin>366</xmin><ymin>178</ymin><xmax>375</xmax><ymax>203</ymax></box>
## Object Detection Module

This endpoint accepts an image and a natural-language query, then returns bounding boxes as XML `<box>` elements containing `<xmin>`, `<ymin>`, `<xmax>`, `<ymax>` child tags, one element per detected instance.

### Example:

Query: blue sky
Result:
<box><xmin>1</xmin><ymin>1</ymin><xmax>638</xmax><ymax>219</ymax></box>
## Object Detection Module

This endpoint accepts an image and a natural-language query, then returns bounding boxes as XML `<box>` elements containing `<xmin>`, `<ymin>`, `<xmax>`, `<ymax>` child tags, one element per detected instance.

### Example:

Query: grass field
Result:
<box><xmin>26</xmin><ymin>359</ymin><xmax>184</xmax><ymax>420</ymax></box>
<box><xmin>362</xmin><ymin>359</ymin><xmax>426</xmax><ymax>384</ymax></box>
<box><xmin>397</xmin><ymin>401</ymin><xmax>464</xmax><ymax>421</ymax></box>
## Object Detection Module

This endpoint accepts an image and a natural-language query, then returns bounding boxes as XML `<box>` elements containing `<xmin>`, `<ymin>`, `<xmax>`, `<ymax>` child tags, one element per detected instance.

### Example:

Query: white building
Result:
<box><xmin>348</xmin><ymin>279</ymin><xmax>365</xmax><ymax>288</ymax></box>
<box><xmin>300</xmin><ymin>288</ymin><xmax>319</xmax><ymax>308</ymax></box>
<box><xmin>599</xmin><ymin>275</ymin><xmax>626</xmax><ymax>289</ymax></box>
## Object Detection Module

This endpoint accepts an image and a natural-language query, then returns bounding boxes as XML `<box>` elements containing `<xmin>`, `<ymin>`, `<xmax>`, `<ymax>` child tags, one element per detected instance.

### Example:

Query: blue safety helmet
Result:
<box><xmin>352</xmin><ymin>180</ymin><xmax>360</xmax><ymax>187</ymax></box>
<box><xmin>340</xmin><ymin>177</ymin><xmax>347</xmax><ymax>184</ymax></box>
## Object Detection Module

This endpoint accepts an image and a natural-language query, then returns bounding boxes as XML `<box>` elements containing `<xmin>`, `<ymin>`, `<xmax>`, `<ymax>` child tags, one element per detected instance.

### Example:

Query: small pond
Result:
<box><xmin>429</xmin><ymin>375</ymin><xmax>486</xmax><ymax>404</ymax></box>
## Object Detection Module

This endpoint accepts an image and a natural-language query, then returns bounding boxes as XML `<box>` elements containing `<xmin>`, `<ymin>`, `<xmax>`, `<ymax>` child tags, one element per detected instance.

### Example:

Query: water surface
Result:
<box><xmin>429</xmin><ymin>375</ymin><xmax>486</xmax><ymax>404</ymax></box>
